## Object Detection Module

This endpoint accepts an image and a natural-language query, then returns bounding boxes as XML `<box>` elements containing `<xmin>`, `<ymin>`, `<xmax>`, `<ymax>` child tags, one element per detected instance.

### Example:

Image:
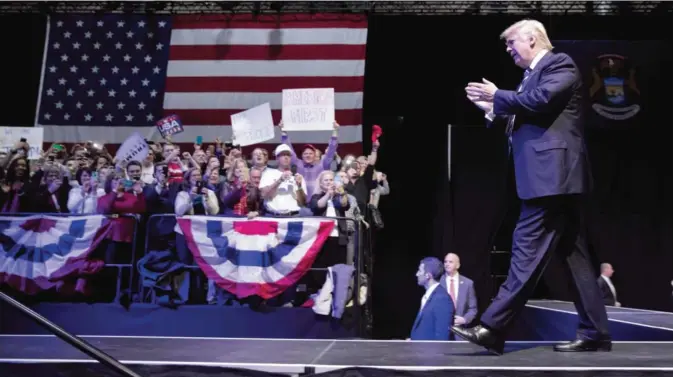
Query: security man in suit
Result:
<box><xmin>597</xmin><ymin>263</ymin><xmax>620</xmax><ymax>307</ymax></box>
<box><xmin>439</xmin><ymin>253</ymin><xmax>478</xmax><ymax>327</ymax></box>
<box><xmin>410</xmin><ymin>257</ymin><xmax>454</xmax><ymax>341</ymax></box>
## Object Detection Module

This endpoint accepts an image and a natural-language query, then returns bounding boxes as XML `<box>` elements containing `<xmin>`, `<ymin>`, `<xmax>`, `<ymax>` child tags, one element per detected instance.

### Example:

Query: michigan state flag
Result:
<box><xmin>553</xmin><ymin>40</ymin><xmax>672</xmax><ymax>129</ymax></box>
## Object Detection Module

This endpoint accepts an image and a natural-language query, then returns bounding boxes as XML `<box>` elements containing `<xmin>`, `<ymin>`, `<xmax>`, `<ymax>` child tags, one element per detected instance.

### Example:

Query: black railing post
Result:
<box><xmin>0</xmin><ymin>290</ymin><xmax>144</xmax><ymax>377</ymax></box>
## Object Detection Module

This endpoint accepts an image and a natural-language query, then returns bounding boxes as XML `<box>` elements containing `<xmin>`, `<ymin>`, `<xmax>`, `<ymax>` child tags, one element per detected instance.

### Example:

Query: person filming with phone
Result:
<box><xmin>174</xmin><ymin>168</ymin><xmax>219</xmax><ymax>264</ymax></box>
<box><xmin>173</xmin><ymin>167</ymin><xmax>219</xmax><ymax>303</ymax></box>
<box><xmin>95</xmin><ymin>171</ymin><xmax>147</xmax><ymax>302</ymax></box>
<box><xmin>259</xmin><ymin>144</ymin><xmax>308</xmax><ymax>217</ymax></box>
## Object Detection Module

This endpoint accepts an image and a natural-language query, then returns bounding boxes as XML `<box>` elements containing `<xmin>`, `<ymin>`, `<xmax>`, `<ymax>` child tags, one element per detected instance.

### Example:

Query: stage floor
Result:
<box><xmin>2</xmin><ymin>300</ymin><xmax>673</xmax><ymax>375</ymax></box>
<box><xmin>528</xmin><ymin>300</ymin><xmax>673</xmax><ymax>331</ymax></box>
<box><xmin>1</xmin><ymin>335</ymin><xmax>673</xmax><ymax>374</ymax></box>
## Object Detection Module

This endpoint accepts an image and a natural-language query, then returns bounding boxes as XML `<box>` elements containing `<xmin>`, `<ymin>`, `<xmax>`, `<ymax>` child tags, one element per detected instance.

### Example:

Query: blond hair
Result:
<box><xmin>500</xmin><ymin>19</ymin><xmax>553</xmax><ymax>51</ymax></box>
<box><xmin>314</xmin><ymin>170</ymin><xmax>335</xmax><ymax>195</ymax></box>
<box><xmin>227</xmin><ymin>157</ymin><xmax>249</xmax><ymax>182</ymax></box>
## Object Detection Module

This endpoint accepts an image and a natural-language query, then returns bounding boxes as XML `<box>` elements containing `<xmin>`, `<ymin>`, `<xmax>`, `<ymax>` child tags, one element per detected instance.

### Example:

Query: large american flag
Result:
<box><xmin>36</xmin><ymin>14</ymin><xmax>367</xmax><ymax>155</ymax></box>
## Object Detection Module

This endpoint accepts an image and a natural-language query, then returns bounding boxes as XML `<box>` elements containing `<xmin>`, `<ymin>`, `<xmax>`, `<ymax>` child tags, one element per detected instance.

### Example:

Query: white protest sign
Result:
<box><xmin>115</xmin><ymin>132</ymin><xmax>149</xmax><ymax>166</ymax></box>
<box><xmin>230</xmin><ymin>103</ymin><xmax>275</xmax><ymax>147</ymax></box>
<box><xmin>0</xmin><ymin>127</ymin><xmax>44</xmax><ymax>160</ymax></box>
<box><xmin>281</xmin><ymin>88</ymin><xmax>335</xmax><ymax>131</ymax></box>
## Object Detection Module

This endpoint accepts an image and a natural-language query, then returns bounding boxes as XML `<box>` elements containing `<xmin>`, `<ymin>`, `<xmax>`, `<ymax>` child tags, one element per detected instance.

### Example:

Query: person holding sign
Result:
<box><xmin>278</xmin><ymin>120</ymin><xmax>340</xmax><ymax>197</ymax></box>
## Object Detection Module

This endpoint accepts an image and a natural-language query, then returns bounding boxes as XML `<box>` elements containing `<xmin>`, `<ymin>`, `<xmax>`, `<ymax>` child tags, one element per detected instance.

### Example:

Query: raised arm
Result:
<box><xmin>321</xmin><ymin>122</ymin><xmax>340</xmax><ymax>170</ymax></box>
<box><xmin>493</xmin><ymin>54</ymin><xmax>577</xmax><ymax>117</ymax></box>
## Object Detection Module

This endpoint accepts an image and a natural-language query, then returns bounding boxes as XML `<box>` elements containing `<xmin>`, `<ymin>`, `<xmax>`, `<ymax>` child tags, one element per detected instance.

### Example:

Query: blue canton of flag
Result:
<box><xmin>37</xmin><ymin>14</ymin><xmax>172</xmax><ymax>127</ymax></box>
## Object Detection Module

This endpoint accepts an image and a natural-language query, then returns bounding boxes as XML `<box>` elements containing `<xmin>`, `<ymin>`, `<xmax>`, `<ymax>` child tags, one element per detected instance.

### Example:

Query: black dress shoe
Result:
<box><xmin>451</xmin><ymin>325</ymin><xmax>505</xmax><ymax>355</ymax></box>
<box><xmin>553</xmin><ymin>339</ymin><xmax>612</xmax><ymax>352</ymax></box>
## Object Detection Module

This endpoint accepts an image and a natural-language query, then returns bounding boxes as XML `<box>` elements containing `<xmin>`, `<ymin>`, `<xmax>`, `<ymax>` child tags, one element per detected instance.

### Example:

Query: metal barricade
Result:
<box><xmin>0</xmin><ymin>212</ymin><xmax>139</xmax><ymax>303</ymax></box>
<box><xmin>142</xmin><ymin>214</ymin><xmax>365</xmax><ymax>312</ymax></box>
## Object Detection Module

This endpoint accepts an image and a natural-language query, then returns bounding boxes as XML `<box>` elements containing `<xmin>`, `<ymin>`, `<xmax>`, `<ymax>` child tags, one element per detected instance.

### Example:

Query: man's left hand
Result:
<box><xmin>454</xmin><ymin>316</ymin><xmax>466</xmax><ymax>325</ymax></box>
<box><xmin>465</xmin><ymin>78</ymin><xmax>498</xmax><ymax>102</ymax></box>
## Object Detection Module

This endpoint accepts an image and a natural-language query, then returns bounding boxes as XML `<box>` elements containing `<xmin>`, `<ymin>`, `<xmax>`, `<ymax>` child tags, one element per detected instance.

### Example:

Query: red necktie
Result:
<box><xmin>449</xmin><ymin>278</ymin><xmax>456</xmax><ymax>304</ymax></box>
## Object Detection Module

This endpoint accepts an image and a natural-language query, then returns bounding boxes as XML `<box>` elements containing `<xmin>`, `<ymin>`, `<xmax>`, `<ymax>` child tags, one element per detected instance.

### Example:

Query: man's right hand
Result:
<box><xmin>467</xmin><ymin>95</ymin><xmax>493</xmax><ymax>113</ymax></box>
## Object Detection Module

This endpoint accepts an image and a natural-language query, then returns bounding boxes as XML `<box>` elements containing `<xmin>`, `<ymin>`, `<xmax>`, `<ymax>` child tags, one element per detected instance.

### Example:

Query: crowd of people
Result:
<box><xmin>0</xmin><ymin>121</ymin><xmax>389</xmax><ymax>309</ymax></box>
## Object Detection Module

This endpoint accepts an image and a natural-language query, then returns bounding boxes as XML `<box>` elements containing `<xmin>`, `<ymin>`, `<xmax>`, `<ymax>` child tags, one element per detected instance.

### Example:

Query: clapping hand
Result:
<box><xmin>465</xmin><ymin>78</ymin><xmax>498</xmax><ymax>102</ymax></box>
<box><xmin>48</xmin><ymin>180</ymin><xmax>62</xmax><ymax>194</ymax></box>
<box><xmin>132</xmin><ymin>181</ymin><xmax>143</xmax><ymax>194</ymax></box>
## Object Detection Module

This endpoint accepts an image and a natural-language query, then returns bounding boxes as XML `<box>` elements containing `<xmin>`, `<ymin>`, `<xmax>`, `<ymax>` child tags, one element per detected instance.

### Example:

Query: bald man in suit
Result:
<box><xmin>439</xmin><ymin>253</ymin><xmax>478</xmax><ymax>328</ymax></box>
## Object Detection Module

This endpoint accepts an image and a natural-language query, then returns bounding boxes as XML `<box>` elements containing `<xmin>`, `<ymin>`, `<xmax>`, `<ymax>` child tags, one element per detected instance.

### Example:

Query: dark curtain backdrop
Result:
<box><xmin>0</xmin><ymin>15</ymin><xmax>47</xmax><ymax>126</ymax></box>
<box><xmin>363</xmin><ymin>15</ymin><xmax>673</xmax><ymax>339</ymax></box>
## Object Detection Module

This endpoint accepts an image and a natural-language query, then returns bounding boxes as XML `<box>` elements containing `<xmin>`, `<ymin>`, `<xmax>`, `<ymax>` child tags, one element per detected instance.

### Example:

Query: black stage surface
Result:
<box><xmin>1</xmin><ymin>336</ymin><xmax>673</xmax><ymax>377</ymax></box>
<box><xmin>1</xmin><ymin>301</ymin><xmax>672</xmax><ymax>377</ymax></box>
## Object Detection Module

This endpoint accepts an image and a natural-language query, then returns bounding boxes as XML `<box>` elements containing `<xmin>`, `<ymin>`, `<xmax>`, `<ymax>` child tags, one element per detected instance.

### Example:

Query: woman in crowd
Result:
<box><xmin>67</xmin><ymin>167</ymin><xmax>105</xmax><ymax>214</ymax></box>
<box><xmin>174</xmin><ymin>167</ymin><xmax>220</xmax><ymax>264</ymax></box>
<box><xmin>219</xmin><ymin>158</ymin><xmax>262</xmax><ymax>217</ymax></box>
<box><xmin>307</xmin><ymin>170</ymin><xmax>351</xmax><ymax>291</ymax></box>
<box><xmin>96</xmin><ymin>171</ymin><xmax>147</xmax><ymax>302</ymax></box>
<box><xmin>0</xmin><ymin>157</ymin><xmax>31</xmax><ymax>213</ymax></box>
<box><xmin>204</xmin><ymin>155</ymin><xmax>224</xmax><ymax>192</ymax></box>
<box><xmin>173</xmin><ymin>167</ymin><xmax>219</xmax><ymax>303</ymax></box>
<box><xmin>33</xmin><ymin>165</ymin><xmax>69</xmax><ymax>213</ymax></box>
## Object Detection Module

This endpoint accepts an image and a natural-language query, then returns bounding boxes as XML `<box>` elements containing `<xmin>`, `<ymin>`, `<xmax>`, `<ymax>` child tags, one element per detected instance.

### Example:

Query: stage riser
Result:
<box><xmin>508</xmin><ymin>307</ymin><xmax>673</xmax><ymax>341</ymax></box>
<box><xmin>1</xmin><ymin>302</ymin><xmax>671</xmax><ymax>341</ymax></box>
<box><xmin>0</xmin><ymin>302</ymin><xmax>357</xmax><ymax>339</ymax></box>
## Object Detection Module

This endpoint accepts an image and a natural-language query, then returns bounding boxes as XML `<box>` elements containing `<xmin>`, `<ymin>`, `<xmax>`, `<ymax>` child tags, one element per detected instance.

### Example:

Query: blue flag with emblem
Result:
<box><xmin>553</xmin><ymin>40</ymin><xmax>672</xmax><ymax>129</ymax></box>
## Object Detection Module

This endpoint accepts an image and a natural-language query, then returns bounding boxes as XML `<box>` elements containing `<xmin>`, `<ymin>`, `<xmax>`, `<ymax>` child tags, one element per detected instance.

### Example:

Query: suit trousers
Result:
<box><xmin>480</xmin><ymin>194</ymin><xmax>610</xmax><ymax>340</ymax></box>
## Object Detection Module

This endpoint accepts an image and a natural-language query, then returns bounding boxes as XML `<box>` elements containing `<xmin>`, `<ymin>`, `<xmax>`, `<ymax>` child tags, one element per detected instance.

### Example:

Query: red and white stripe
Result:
<box><xmin>164</xmin><ymin>14</ymin><xmax>367</xmax><ymax>155</ymax></box>
<box><xmin>40</xmin><ymin>14</ymin><xmax>368</xmax><ymax>156</ymax></box>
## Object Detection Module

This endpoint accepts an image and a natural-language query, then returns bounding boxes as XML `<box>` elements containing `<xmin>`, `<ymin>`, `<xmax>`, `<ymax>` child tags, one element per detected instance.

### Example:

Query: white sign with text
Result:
<box><xmin>0</xmin><ymin>127</ymin><xmax>44</xmax><ymax>160</ymax></box>
<box><xmin>230</xmin><ymin>103</ymin><xmax>275</xmax><ymax>147</ymax></box>
<box><xmin>115</xmin><ymin>132</ymin><xmax>149</xmax><ymax>166</ymax></box>
<box><xmin>281</xmin><ymin>88</ymin><xmax>335</xmax><ymax>131</ymax></box>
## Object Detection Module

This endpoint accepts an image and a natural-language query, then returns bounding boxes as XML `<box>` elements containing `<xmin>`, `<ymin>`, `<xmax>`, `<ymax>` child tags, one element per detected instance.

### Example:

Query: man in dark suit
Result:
<box><xmin>454</xmin><ymin>19</ymin><xmax>611</xmax><ymax>354</ymax></box>
<box><xmin>410</xmin><ymin>257</ymin><xmax>455</xmax><ymax>341</ymax></box>
<box><xmin>439</xmin><ymin>253</ymin><xmax>478</xmax><ymax>327</ymax></box>
<box><xmin>597</xmin><ymin>263</ymin><xmax>620</xmax><ymax>307</ymax></box>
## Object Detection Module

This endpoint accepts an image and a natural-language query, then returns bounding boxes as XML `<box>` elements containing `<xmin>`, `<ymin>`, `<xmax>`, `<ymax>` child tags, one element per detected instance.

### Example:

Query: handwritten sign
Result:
<box><xmin>281</xmin><ymin>88</ymin><xmax>335</xmax><ymax>131</ymax></box>
<box><xmin>155</xmin><ymin>114</ymin><xmax>184</xmax><ymax>138</ymax></box>
<box><xmin>115</xmin><ymin>132</ymin><xmax>149</xmax><ymax>165</ymax></box>
<box><xmin>230</xmin><ymin>103</ymin><xmax>275</xmax><ymax>147</ymax></box>
<box><xmin>0</xmin><ymin>127</ymin><xmax>44</xmax><ymax>160</ymax></box>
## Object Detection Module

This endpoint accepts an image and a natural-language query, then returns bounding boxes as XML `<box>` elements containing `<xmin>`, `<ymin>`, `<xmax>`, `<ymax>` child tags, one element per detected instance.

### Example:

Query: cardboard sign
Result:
<box><xmin>281</xmin><ymin>88</ymin><xmax>335</xmax><ymax>131</ymax></box>
<box><xmin>230</xmin><ymin>103</ymin><xmax>275</xmax><ymax>147</ymax></box>
<box><xmin>156</xmin><ymin>114</ymin><xmax>184</xmax><ymax>138</ymax></box>
<box><xmin>115</xmin><ymin>132</ymin><xmax>149</xmax><ymax>165</ymax></box>
<box><xmin>0</xmin><ymin>127</ymin><xmax>44</xmax><ymax>160</ymax></box>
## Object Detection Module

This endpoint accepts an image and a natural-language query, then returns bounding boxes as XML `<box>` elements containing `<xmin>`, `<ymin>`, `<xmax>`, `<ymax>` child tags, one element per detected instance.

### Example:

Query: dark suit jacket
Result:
<box><xmin>490</xmin><ymin>51</ymin><xmax>592</xmax><ymax>200</ymax></box>
<box><xmin>597</xmin><ymin>276</ymin><xmax>616</xmax><ymax>306</ymax></box>
<box><xmin>410</xmin><ymin>284</ymin><xmax>455</xmax><ymax>341</ymax></box>
<box><xmin>439</xmin><ymin>274</ymin><xmax>478</xmax><ymax>325</ymax></box>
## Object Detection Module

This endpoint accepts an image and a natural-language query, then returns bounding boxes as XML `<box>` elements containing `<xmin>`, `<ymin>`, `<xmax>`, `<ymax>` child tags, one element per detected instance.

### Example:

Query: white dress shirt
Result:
<box><xmin>420</xmin><ymin>281</ymin><xmax>439</xmax><ymax>311</ymax></box>
<box><xmin>601</xmin><ymin>274</ymin><xmax>617</xmax><ymax>300</ymax></box>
